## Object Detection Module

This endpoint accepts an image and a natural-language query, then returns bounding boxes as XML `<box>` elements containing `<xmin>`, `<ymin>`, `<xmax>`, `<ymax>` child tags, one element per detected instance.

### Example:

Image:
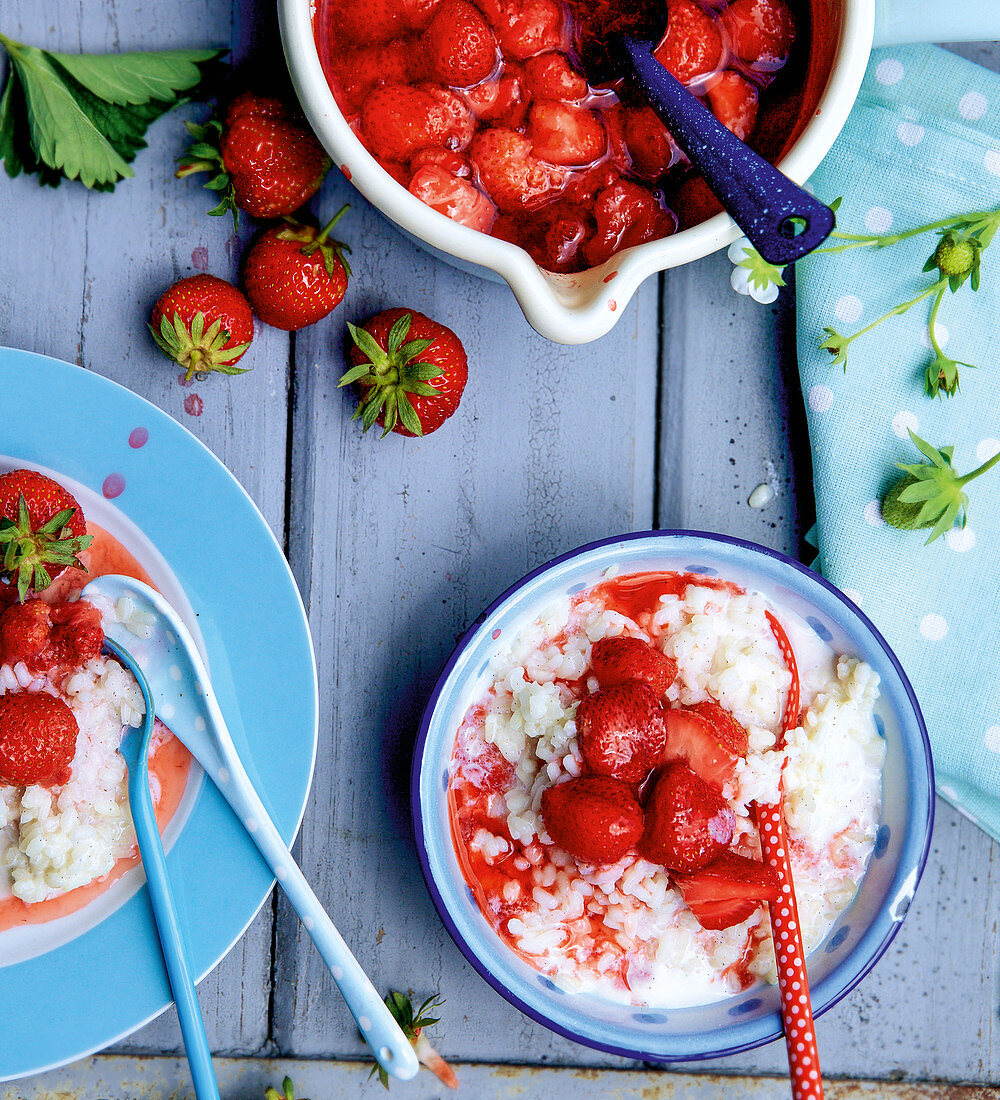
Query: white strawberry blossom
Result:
<box><xmin>728</xmin><ymin>236</ymin><xmax>786</xmax><ymax>305</ymax></box>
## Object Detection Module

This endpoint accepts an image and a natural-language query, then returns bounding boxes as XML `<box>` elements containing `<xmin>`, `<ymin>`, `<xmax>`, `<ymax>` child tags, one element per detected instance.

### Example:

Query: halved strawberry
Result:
<box><xmin>576</xmin><ymin>680</ymin><xmax>666</xmax><ymax>786</ymax></box>
<box><xmin>408</xmin><ymin>164</ymin><xmax>498</xmax><ymax>231</ymax></box>
<box><xmin>541</xmin><ymin>775</ymin><xmax>643</xmax><ymax>864</ymax></box>
<box><xmin>721</xmin><ymin>0</ymin><xmax>795</xmax><ymax>69</ymax></box>
<box><xmin>653</xmin><ymin>0</ymin><xmax>724</xmax><ymax>85</ymax></box>
<box><xmin>707</xmin><ymin>69</ymin><xmax>759</xmax><ymax>140</ymax></box>
<box><xmin>528</xmin><ymin>101</ymin><xmax>605</xmax><ymax>167</ymax></box>
<box><xmin>590</xmin><ymin>635</ymin><xmax>678</xmax><ymax>697</ymax></box>
<box><xmin>491</xmin><ymin>0</ymin><xmax>567</xmax><ymax>60</ymax></box>
<box><xmin>673</xmin><ymin>850</ymin><xmax>781</xmax><ymax>930</ymax></box>
<box><xmin>639</xmin><ymin>763</ymin><xmax>735</xmax><ymax>871</ymax></box>
<box><xmin>662</xmin><ymin>703</ymin><xmax>747</xmax><ymax>787</ymax></box>
<box><xmin>689</xmin><ymin>700</ymin><xmax>749</xmax><ymax>755</ymax></box>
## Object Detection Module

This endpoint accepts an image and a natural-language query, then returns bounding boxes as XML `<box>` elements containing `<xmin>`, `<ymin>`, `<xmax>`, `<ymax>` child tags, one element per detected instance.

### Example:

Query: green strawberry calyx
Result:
<box><xmin>176</xmin><ymin>118</ymin><xmax>239</xmax><ymax>228</ymax></box>
<box><xmin>277</xmin><ymin>206</ymin><xmax>352</xmax><ymax>278</ymax></box>
<box><xmin>149</xmin><ymin>310</ymin><xmax>251</xmax><ymax>382</ymax></box>
<box><xmin>338</xmin><ymin>312</ymin><xmax>442</xmax><ymax>438</ymax></box>
<box><xmin>0</xmin><ymin>494</ymin><xmax>93</xmax><ymax>601</ymax></box>
<box><xmin>881</xmin><ymin>428</ymin><xmax>1000</xmax><ymax>543</ymax></box>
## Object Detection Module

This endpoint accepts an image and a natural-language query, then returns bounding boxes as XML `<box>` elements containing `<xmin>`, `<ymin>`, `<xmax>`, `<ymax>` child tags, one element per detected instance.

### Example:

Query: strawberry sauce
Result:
<box><xmin>0</xmin><ymin>522</ymin><xmax>193</xmax><ymax>931</ymax></box>
<box><xmin>314</xmin><ymin>0</ymin><xmax>823</xmax><ymax>273</ymax></box>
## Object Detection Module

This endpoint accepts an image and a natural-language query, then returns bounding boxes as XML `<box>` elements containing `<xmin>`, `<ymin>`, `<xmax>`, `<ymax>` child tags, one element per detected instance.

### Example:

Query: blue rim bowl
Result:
<box><xmin>411</xmin><ymin>530</ymin><xmax>934</xmax><ymax>1061</ymax></box>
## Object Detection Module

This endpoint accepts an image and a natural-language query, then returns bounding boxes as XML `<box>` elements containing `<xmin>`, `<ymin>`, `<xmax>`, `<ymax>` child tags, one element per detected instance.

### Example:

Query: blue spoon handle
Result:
<box><xmin>621</xmin><ymin>37</ymin><xmax>834</xmax><ymax>264</ymax></box>
<box><xmin>128</xmin><ymin>758</ymin><xmax>220</xmax><ymax>1100</ymax></box>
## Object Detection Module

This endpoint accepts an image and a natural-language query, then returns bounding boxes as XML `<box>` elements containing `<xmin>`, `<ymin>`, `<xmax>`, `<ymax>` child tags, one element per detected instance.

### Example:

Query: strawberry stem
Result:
<box><xmin>957</xmin><ymin>447</ymin><xmax>1000</xmax><ymax>486</ymax></box>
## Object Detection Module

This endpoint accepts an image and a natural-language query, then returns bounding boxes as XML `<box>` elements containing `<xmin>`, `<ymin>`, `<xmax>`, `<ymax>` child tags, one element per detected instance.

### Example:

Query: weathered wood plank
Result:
<box><xmin>1</xmin><ymin>0</ymin><xmax>281</xmax><ymax>1054</ymax></box>
<box><xmin>7</xmin><ymin>1054</ymin><xmax>1000</xmax><ymax>1099</ymax></box>
<box><xmin>272</xmin><ymin>162</ymin><xmax>658</xmax><ymax>1064</ymax></box>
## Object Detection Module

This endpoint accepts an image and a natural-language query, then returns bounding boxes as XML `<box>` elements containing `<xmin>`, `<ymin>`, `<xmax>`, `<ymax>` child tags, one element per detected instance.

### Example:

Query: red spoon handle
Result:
<box><xmin>757</xmin><ymin>801</ymin><xmax>824</xmax><ymax>1100</ymax></box>
<box><xmin>758</xmin><ymin>610</ymin><xmax>823</xmax><ymax>1100</ymax></box>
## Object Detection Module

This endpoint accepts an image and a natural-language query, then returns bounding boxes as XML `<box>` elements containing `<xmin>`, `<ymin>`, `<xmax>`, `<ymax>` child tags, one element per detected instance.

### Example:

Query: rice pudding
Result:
<box><xmin>448</xmin><ymin>570</ymin><xmax>885</xmax><ymax>1007</ymax></box>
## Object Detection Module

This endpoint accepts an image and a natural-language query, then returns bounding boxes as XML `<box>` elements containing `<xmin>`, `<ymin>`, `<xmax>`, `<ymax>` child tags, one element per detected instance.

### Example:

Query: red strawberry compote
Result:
<box><xmin>315</xmin><ymin>0</ymin><xmax>810</xmax><ymax>272</ymax></box>
<box><xmin>0</xmin><ymin>526</ymin><xmax>191</xmax><ymax>927</ymax></box>
<box><xmin>448</xmin><ymin>570</ymin><xmax>886</xmax><ymax>1006</ymax></box>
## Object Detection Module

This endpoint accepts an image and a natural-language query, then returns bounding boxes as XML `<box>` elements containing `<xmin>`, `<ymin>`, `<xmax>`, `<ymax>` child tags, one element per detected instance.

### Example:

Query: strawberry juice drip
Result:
<box><xmin>0</xmin><ymin>522</ymin><xmax>192</xmax><ymax>932</ymax></box>
<box><xmin>313</xmin><ymin>0</ymin><xmax>815</xmax><ymax>273</ymax></box>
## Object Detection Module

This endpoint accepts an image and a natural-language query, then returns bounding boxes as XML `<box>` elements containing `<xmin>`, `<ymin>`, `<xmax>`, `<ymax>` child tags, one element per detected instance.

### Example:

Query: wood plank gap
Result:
<box><xmin>652</xmin><ymin>270</ymin><xmax>667</xmax><ymax>530</ymax></box>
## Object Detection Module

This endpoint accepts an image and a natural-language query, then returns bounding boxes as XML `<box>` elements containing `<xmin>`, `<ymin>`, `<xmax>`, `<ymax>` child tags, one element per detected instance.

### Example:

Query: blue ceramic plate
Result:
<box><xmin>413</xmin><ymin>531</ymin><xmax>934</xmax><ymax>1061</ymax></box>
<box><xmin>0</xmin><ymin>347</ymin><xmax>318</xmax><ymax>1079</ymax></box>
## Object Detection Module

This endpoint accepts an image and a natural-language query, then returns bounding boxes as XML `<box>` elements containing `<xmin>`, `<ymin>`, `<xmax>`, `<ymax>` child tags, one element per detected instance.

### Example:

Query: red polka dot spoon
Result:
<box><xmin>758</xmin><ymin>611</ymin><xmax>824</xmax><ymax>1100</ymax></box>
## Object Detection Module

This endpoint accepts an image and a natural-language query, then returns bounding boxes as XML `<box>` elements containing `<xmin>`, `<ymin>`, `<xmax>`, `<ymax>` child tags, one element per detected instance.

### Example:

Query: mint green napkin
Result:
<box><xmin>795</xmin><ymin>45</ymin><xmax>1000</xmax><ymax>838</ymax></box>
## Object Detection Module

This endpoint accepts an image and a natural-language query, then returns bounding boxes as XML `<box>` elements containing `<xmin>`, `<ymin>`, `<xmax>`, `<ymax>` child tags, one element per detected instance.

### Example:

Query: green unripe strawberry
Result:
<box><xmin>933</xmin><ymin>235</ymin><xmax>976</xmax><ymax>278</ymax></box>
<box><xmin>881</xmin><ymin>474</ymin><xmax>933</xmax><ymax>531</ymax></box>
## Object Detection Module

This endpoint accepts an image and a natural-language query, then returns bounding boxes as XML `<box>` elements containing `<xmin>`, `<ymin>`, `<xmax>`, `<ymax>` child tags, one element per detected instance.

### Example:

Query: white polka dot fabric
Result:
<box><xmin>798</xmin><ymin>45</ymin><xmax>1000</xmax><ymax>840</ymax></box>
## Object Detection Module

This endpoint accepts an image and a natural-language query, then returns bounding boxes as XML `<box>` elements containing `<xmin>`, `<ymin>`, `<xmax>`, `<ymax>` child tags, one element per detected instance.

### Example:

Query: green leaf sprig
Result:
<box><xmin>264</xmin><ymin>1077</ymin><xmax>309</xmax><ymax>1100</ymax></box>
<box><xmin>0</xmin><ymin>32</ymin><xmax>224</xmax><ymax>190</ymax></box>
<box><xmin>816</xmin><ymin>205</ymin><xmax>1000</xmax><ymax>391</ymax></box>
<box><xmin>369</xmin><ymin>990</ymin><xmax>458</xmax><ymax>1090</ymax></box>
<box><xmin>881</xmin><ymin>428</ymin><xmax>1000</xmax><ymax>543</ymax></box>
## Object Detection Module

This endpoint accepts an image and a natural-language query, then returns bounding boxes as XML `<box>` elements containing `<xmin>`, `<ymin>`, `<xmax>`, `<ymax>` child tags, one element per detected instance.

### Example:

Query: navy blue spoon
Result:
<box><xmin>619</xmin><ymin>36</ymin><xmax>834</xmax><ymax>265</ymax></box>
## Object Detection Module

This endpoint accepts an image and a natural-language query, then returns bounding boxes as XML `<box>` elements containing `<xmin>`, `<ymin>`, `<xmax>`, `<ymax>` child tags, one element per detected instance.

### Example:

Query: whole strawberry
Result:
<box><xmin>0</xmin><ymin>470</ymin><xmax>93</xmax><ymax>601</ymax></box>
<box><xmin>177</xmin><ymin>92</ymin><xmax>331</xmax><ymax>224</ymax></box>
<box><xmin>638</xmin><ymin>763</ymin><xmax>735</xmax><ymax>872</ymax></box>
<box><xmin>243</xmin><ymin>208</ymin><xmax>351</xmax><ymax>331</ymax></box>
<box><xmin>339</xmin><ymin>309</ymin><xmax>468</xmax><ymax>437</ymax></box>
<box><xmin>576</xmin><ymin>680</ymin><xmax>666</xmax><ymax>786</ymax></box>
<box><xmin>0</xmin><ymin>692</ymin><xmax>78</xmax><ymax>786</ymax></box>
<box><xmin>150</xmin><ymin>274</ymin><xmax>254</xmax><ymax>381</ymax></box>
<box><xmin>541</xmin><ymin>775</ymin><xmax>643</xmax><ymax>864</ymax></box>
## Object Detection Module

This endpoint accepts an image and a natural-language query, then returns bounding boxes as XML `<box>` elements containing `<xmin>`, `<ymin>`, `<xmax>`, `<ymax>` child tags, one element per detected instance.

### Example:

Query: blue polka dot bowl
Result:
<box><xmin>412</xmin><ymin>531</ymin><xmax>933</xmax><ymax>1061</ymax></box>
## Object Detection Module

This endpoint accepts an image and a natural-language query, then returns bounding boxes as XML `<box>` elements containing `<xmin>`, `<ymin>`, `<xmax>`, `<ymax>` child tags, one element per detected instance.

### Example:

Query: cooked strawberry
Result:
<box><xmin>653</xmin><ymin>0</ymin><xmax>724</xmax><ymax>85</ymax></box>
<box><xmin>468</xmin><ymin>70</ymin><xmax>530</xmax><ymax>128</ymax></box>
<box><xmin>47</xmin><ymin>601</ymin><xmax>103</xmax><ymax>671</ymax></box>
<box><xmin>0</xmin><ymin>598</ymin><xmax>51</xmax><ymax>665</ymax></box>
<box><xmin>421</xmin><ymin>84</ymin><xmax>477</xmax><ymax>149</ymax></box>
<box><xmin>707</xmin><ymin>69</ymin><xmax>759</xmax><ymax>140</ymax></box>
<box><xmin>411</xmin><ymin>148</ymin><xmax>472</xmax><ymax>177</ymax></box>
<box><xmin>528</xmin><ymin>101</ymin><xmax>605</xmax><ymax>166</ymax></box>
<box><xmin>489</xmin><ymin>0</ymin><xmax>567</xmax><ymax>59</ymax></box>
<box><xmin>620</xmin><ymin>105</ymin><xmax>682</xmax><ymax>180</ymax></box>
<box><xmin>522</xmin><ymin>52</ymin><xmax>587</xmax><ymax>101</ymax></box>
<box><xmin>337</xmin><ymin>0</ymin><xmax>410</xmax><ymax>44</ymax></box>
<box><xmin>582</xmin><ymin>179</ymin><xmax>675</xmax><ymax>267</ymax></box>
<box><xmin>541</xmin><ymin>775</ymin><xmax>643</xmax><ymax>864</ymax></box>
<box><xmin>339</xmin><ymin>308</ymin><xmax>468</xmax><ymax>437</ymax></box>
<box><xmin>0</xmin><ymin>692</ymin><xmax>78</xmax><ymax>786</ymax></box>
<box><xmin>662</xmin><ymin>705</ymin><xmax>746</xmax><ymax>787</ymax></box>
<box><xmin>408</xmin><ymin>165</ymin><xmax>498</xmax><ymax>231</ymax></box>
<box><xmin>149</xmin><ymin>275</ymin><xmax>254</xmax><ymax>381</ymax></box>
<box><xmin>0</xmin><ymin>470</ymin><xmax>92</xmax><ymax>601</ymax></box>
<box><xmin>470</xmin><ymin>128</ymin><xmax>565</xmax><ymax>212</ymax></box>
<box><xmin>673</xmin><ymin>850</ymin><xmax>781</xmax><ymax>930</ymax></box>
<box><xmin>334</xmin><ymin>39</ymin><xmax>415</xmax><ymax>113</ymax></box>
<box><xmin>243</xmin><ymin>209</ymin><xmax>351</xmax><ymax>332</ymax></box>
<box><xmin>576</xmin><ymin>681</ymin><xmax>666</xmax><ymax>786</ymax></box>
<box><xmin>721</xmin><ymin>0</ymin><xmax>795</xmax><ymax>68</ymax></box>
<box><xmin>562</xmin><ymin>161</ymin><xmax>621</xmax><ymax>206</ymax></box>
<box><xmin>590</xmin><ymin>635</ymin><xmax>677</xmax><ymax>697</ymax></box>
<box><xmin>639</xmin><ymin>763</ymin><xmax>735</xmax><ymax>871</ymax></box>
<box><xmin>423</xmin><ymin>0</ymin><xmax>498</xmax><ymax>86</ymax></box>
<box><xmin>402</xmin><ymin>0</ymin><xmax>444</xmax><ymax>30</ymax></box>
<box><xmin>361</xmin><ymin>84</ymin><xmax>448</xmax><ymax>162</ymax></box>
<box><xmin>177</xmin><ymin>93</ymin><xmax>330</xmax><ymax>224</ymax></box>
<box><xmin>540</xmin><ymin>206</ymin><xmax>590</xmax><ymax>272</ymax></box>
<box><xmin>689</xmin><ymin>700</ymin><xmax>749</xmax><ymax>756</ymax></box>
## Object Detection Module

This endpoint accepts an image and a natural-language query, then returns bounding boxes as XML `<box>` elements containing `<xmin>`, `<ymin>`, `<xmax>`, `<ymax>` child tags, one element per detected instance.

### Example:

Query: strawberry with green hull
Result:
<box><xmin>0</xmin><ymin>469</ymin><xmax>93</xmax><ymax>601</ymax></box>
<box><xmin>340</xmin><ymin>309</ymin><xmax>468</xmax><ymax>437</ymax></box>
<box><xmin>243</xmin><ymin>209</ymin><xmax>351</xmax><ymax>331</ymax></box>
<box><xmin>150</xmin><ymin>274</ymin><xmax>254</xmax><ymax>381</ymax></box>
<box><xmin>178</xmin><ymin>92</ymin><xmax>331</xmax><ymax>224</ymax></box>
<box><xmin>374</xmin><ymin>991</ymin><xmax>458</xmax><ymax>1090</ymax></box>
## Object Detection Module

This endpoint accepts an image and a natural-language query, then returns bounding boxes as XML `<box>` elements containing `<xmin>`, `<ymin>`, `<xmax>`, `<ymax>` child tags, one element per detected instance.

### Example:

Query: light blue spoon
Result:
<box><xmin>104</xmin><ymin>636</ymin><xmax>221</xmax><ymax>1100</ymax></box>
<box><xmin>85</xmin><ymin>575</ymin><xmax>419</xmax><ymax>1083</ymax></box>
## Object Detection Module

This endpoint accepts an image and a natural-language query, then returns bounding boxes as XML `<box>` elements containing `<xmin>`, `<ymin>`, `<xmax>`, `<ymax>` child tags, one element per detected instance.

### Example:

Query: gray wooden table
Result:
<box><xmin>2</xmin><ymin>3</ymin><xmax>999</xmax><ymax>1096</ymax></box>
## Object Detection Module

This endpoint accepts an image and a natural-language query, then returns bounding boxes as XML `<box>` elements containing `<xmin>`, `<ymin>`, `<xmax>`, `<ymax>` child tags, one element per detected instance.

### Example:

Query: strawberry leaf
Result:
<box><xmin>47</xmin><ymin>48</ymin><xmax>221</xmax><ymax>106</ymax></box>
